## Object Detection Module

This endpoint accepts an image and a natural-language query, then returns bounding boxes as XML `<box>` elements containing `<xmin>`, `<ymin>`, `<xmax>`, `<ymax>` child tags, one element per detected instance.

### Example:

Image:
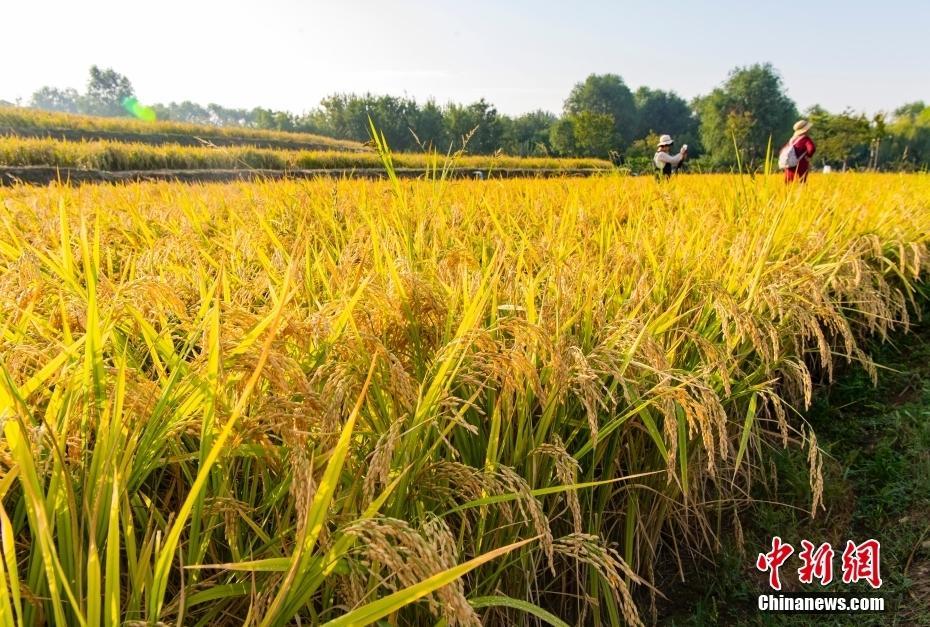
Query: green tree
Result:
<box><xmin>85</xmin><ymin>66</ymin><xmax>135</xmax><ymax>117</ymax></box>
<box><xmin>693</xmin><ymin>63</ymin><xmax>798</xmax><ymax>168</ymax></box>
<box><xmin>501</xmin><ymin>110</ymin><xmax>556</xmax><ymax>156</ymax></box>
<box><xmin>548</xmin><ymin>118</ymin><xmax>576</xmax><ymax>156</ymax></box>
<box><xmin>408</xmin><ymin>99</ymin><xmax>448</xmax><ymax>151</ymax></box>
<box><xmin>151</xmin><ymin>101</ymin><xmax>212</xmax><ymax>125</ymax></box>
<box><xmin>633</xmin><ymin>87</ymin><xmax>698</xmax><ymax>147</ymax></box>
<box><xmin>251</xmin><ymin>108</ymin><xmax>298</xmax><ymax>132</ymax></box>
<box><xmin>883</xmin><ymin>102</ymin><xmax>930</xmax><ymax>169</ymax></box>
<box><xmin>571</xmin><ymin>112</ymin><xmax>616</xmax><ymax>158</ymax></box>
<box><xmin>893</xmin><ymin>101</ymin><xmax>926</xmax><ymax>119</ymax></box>
<box><xmin>206</xmin><ymin>103</ymin><xmax>251</xmax><ymax>126</ymax></box>
<box><xmin>564</xmin><ymin>74</ymin><xmax>637</xmax><ymax>151</ymax></box>
<box><xmin>30</xmin><ymin>87</ymin><xmax>81</xmax><ymax>113</ymax></box>
<box><xmin>443</xmin><ymin>99</ymin><xmax>503</xmax><ymax>154</ymax></box>
<box><xmin>806</xmin><ymin>106</ymin><xmax>871</xmax><ymax>170</ymax></box>
<box><xmin>310</xmin><ymin>93</ymin><xmax>422</xmax><ymax>151</ymax></box>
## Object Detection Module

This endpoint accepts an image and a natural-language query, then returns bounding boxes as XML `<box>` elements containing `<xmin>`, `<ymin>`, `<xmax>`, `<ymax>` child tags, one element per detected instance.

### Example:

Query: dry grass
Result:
<box><xmin>0</xmin><ymin>173</ymin><xmax>928</xmax><ymax>625</ymax></box>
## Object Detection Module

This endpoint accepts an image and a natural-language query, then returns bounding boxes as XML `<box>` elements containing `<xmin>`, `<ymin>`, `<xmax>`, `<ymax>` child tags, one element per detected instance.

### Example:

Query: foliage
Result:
<box><xmin>500</xmin><ymin>110</ymin><xmax>557</xmax><ymax>157</ymax></box>
<box><xmin>29</xmin><ymin>87</ymin><xmax>82</xmax><ymax>114</ymax></box>
<box><xmin>883</xmin><ymin>102</ymin><xmax>930</xmax><ymax>170</ymax></box>
<box><xmin>569</xmin><ymin>111</ymin><xmax>616</xmax><ymax>158</ymax></box>
<box><xmin>0</xmin><ymin>173</ymin><xmax>928</xmax><ymax>624</ymax></box>
<box><xmin>564</xmin><ymin>73</ymin><xmax>638</xmax><ymax>149</ymax></box>
<box><xmin>17</xmin><ymin>65</ymin><xmax>930</xmax><ymax>168</ymax></box>
<box><xmin>85</xmin><ymin>66</ymin><xmax>136</xmax><ymax>117</ymax></box>
<box><xmin>633</xmin><ymin>87</ymin><xmax>700</xmax><ymax>153</ymax></box>
<box><xmin>548</xmin><ymin>117</ymin><xmax>576</xmax><ymax>156</ymax></box>
<box><xmin>694</xmin><ymin>63</ymin><xmax>798</xmax><ymax>168</ymax></box>
<box><xmin>443</xmin><ymin>99</ymin><xmax>504</xmax><ymax>154</ymax></box>
<box><xmin>806</xmin><ymin>106</ymin><xmax>872</xmax><ymax>170</ymax></box>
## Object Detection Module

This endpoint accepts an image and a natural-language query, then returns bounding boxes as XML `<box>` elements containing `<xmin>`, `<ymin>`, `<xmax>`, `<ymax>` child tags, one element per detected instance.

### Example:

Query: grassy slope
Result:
<box><xmin>661</xmin><ymin>308</ymin><xmax>930</xmax><ymax>626</ymax></box>
<box><xmin>0</xmin><ymin>106</ymin><xmax>365</xmax><ymax>152</ymax></box>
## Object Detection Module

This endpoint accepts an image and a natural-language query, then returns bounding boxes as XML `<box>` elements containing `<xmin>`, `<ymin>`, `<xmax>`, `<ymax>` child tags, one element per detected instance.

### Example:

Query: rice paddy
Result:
<box><xmin>0</xmin><ymin>106</ymin><xmax>364</xmax><ymax>152</ymax></box>
<box><xmin>0</xmin><ymin>135</ymin><xmax>612</xmax><ymax>175</ymax></box>
<box><xmin>0</xmin><ymin>172</ymin><xmax>928</xmax><ymax>625</ymax></box>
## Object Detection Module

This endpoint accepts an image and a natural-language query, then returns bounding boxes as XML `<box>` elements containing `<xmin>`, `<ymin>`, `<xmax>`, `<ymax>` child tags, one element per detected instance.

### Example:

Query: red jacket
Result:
<box><xmin>785</xmin><ymin>135</ymin><xmax>816</xmax><ymax>180</ymax></box>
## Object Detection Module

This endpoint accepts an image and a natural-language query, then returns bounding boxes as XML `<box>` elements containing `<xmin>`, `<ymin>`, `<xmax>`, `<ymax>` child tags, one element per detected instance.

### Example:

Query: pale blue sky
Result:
<box><xmin>3</xmin><ymin>0</ymin><xmax>927</xmax><ymax>116</ymax></box>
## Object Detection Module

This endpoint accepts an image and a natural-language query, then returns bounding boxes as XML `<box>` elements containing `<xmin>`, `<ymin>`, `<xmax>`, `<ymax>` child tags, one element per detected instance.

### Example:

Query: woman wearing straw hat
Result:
<box><xmin>653</xmin><ymin>134</ymin><xmax>688</xmax><ymax>179</ymax></box>
<box><xmin>782</xmin><ymin>120</ymin><xmax>816</xmax><ymax>183</ymax></box>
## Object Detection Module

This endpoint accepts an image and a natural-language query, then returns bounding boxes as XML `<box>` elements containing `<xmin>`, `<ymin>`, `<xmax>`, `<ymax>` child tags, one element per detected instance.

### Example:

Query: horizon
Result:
<box><xmin>3</xmin><ymin>1</ymin><xmax>928</xmax><ymax>118</ymax></box>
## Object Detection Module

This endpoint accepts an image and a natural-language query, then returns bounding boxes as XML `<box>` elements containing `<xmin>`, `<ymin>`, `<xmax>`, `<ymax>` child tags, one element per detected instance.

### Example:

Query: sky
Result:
<box><xmin>2</xmin><ymin>0</ymin><xmax>927</xmax><ymax>117</ymax></box>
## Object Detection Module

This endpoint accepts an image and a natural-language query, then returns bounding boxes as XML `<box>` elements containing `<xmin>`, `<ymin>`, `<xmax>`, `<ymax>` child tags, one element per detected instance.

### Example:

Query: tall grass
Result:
<box><xmin>0</xmin><ymin>136</ymin><xmax>613</xmax><ymax>174</ymax></box>
<box><xmin>0</xmin><ymin>173</ymin><xmax>928</xmax><ymax>624</ymax></box>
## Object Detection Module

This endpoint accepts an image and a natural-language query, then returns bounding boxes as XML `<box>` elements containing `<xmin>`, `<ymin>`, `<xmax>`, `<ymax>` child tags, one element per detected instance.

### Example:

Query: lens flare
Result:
<box><xmin>122</xmin><ymin>97</ymin><xmax>157</xmax><ymax>122</ymax></box>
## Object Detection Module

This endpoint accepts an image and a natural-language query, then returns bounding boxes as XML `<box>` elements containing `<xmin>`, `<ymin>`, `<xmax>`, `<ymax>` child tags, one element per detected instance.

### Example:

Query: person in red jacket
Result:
<box><xmin>784</xmin><ymin>119</ymin><xmax>816</xmax><ymax>183</ymax></box>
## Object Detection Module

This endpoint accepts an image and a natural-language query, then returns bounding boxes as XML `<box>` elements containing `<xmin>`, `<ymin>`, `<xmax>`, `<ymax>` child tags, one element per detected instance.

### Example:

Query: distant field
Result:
<box><xmin>0</xmin><ymin>106</ymin><xmax>366</xmax><ymax>152</ymax></box>
<box><xmin>0</xmin><ymin>135</ymin><xmax>613</xmax><ymax>174</ymax></box>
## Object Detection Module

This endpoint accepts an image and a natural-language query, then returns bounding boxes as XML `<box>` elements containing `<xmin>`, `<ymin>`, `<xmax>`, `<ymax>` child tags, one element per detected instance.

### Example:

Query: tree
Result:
<box><xmin>693</xmin><ymin>63</ymin><xmax>798</xmax><ymax>168</ymax></box>
<box><xmin>806</xmin><ymin>106</ymin><xmax>871</xmax><ymax>170</ymax></box>
<box><xmin>571</xmin><ymin>112</ymin><xmax>616</xmax><ymax>158</ymax></box>
<box><xmin>883</xmin><ymin>103</ymin><xmax>930</xmax><ymax>169</ymax></box>
<box><xmin>549</xmin><ymin>118</ymin><xmax>576</xmax><ymax>156</ymax></box>
<box><xmin>564</xmin><ymin>74</ymin><xmax>637</xmax><ymax>151</ymax></box>
<box><xmin>206</xmin><ymin>103</ymin><xmax>251</xmax><ymax>126</ymax></box>
<box><xmin>633</xmin><ymin>87</ymin><xmax>699</xmax><ymax>153</ymax></box>
<box><xmin>309</xmin><ymin>93</ymin><xmax>422</xmax><ymax>151</ymax></box>
<box><xmin>85</xmin><ymin>66</ymin><xmax>135</xmax><ymax>117</ymax></box>
<box><xmin>444</xmin><ymin>99</ymin><xmax>502</xmax><ymax>154</ymax></box>
<box><xmin>151</xmin><ymin>101</ymin><xmax>213</xmax><ymax>125</ymax></box>
<box><xmin>252</xmin><ymin>108</ymin><xmax>297</xmax><ymax>132</ymax></box>
<box><xmin>893</xmin><ymin>101</ymin><xmax>926</xmax><ymax>120</ymax></box>
<box><xmin>30</xmin><ymin>87</ymin><xmax>81</xmax><ymax>113</ymax></box>
<box><xmin>501</xmin><ymin>110</ymin><xmax>556</xmax><ymax>156</ymax></box>
<box><xmin>408</xmin><ymin>99</ymin><xmax>448</xmax><ymax>151</ymax></box>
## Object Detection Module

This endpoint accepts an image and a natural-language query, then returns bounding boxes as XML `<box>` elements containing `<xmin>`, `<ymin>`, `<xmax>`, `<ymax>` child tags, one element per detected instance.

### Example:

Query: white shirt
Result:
<box><xmin>654</xmin><ymin>150</ymin><xmax>684</xmax><ymax>169</ymax></box>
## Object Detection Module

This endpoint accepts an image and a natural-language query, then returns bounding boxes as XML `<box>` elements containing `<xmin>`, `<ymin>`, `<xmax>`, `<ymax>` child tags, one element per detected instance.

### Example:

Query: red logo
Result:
<box><xmin>797</xmin><ymin>540</ymin><xmax>834</xmax><ymax>585</ymax></box>
<box><xmin>757</xmin><ymin>538</ymin><xmax>881</xmax><ymax>590</ymax></box>
<box><xmin>841</xmin><ymin>539</ymin><xmax>882</xmax><ymax>589</ymax></box>
<box><xmin>756</xmin><ymin>536</ymin><xmax>795</xmax><ymax>590</ymax></box>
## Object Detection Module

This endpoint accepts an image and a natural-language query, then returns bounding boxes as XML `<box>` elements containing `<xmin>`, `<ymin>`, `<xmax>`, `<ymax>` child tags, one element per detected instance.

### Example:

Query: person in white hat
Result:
<box><xmin>653</xmin><ymin>134</ymin><xmax>688</xmax><ymax>179</ymax></box>
<box><xmin>781</xmin><ymin>119</ymin><xmax>816</xmax><ymax>183</ymax></box>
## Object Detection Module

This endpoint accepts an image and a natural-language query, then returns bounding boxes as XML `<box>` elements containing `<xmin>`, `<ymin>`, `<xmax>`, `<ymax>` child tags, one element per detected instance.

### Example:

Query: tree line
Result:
<box><xmin>14</xmin><ymin>64</ymin><xmax>930</xmax><ymax>171</ymax></box>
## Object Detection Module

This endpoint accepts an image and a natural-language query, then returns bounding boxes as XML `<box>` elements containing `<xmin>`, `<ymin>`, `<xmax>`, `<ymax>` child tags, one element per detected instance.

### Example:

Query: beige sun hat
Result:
<box><xmin>657</xmin><ymin>134</ymin><xmax>674</xmax><ymax>147</ymax></box>
<box><xmin>792</xmin><ymin>119</ymin><xmax>813</xmax><ymax>137</ymax></box>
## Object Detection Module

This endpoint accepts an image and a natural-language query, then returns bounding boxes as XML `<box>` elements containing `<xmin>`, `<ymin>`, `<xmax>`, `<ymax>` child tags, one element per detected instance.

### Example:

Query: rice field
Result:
<box><xmin>0</xmin><ymin>106</ymin><xmax>364</xmax><ymax>152</ymax></box>
<box><xmin>0</xmin><ymin>136</ymin><xmax>612</xmax><ymax>176</ymax></box>
<box><xmin>0</xmin><ymin>173</ymin><xmax>928</xmax><ymax>625</ymax></box>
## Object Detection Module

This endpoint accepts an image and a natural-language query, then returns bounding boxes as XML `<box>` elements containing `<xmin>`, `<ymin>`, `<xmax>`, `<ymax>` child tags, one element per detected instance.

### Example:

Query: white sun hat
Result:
<box><xmin>657</xmin><ymin>134</ymin><xmax>674</xmax><ymax>147</ymax></box>
<box><xmin>792</xmin><ymin>119</ymin><xmax>813</xmax><ymax>137</ymax></box>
